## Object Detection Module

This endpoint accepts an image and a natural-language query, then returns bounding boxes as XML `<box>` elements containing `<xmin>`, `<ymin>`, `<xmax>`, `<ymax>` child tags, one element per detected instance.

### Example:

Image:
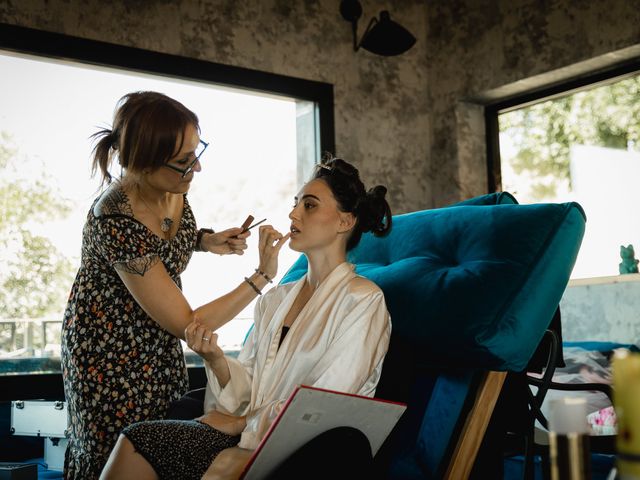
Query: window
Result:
<box><xmin>486</xmin><ymin>61</ymin><xmax>640</xmax><ymax>280</ymax></box>
<box><xmin>0</xmin><ymin>24</ymin><xmax>334</xmax><ymax>397</ymax></box>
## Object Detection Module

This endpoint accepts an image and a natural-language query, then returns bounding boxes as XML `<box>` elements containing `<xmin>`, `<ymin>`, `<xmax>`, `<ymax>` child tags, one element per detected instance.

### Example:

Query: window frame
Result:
<box><xmin>0</xmin><ymin>22</ymin><xmax>335</xmax><ymax>401</ymax></box>
<box><xmin>485</xmin><ymin>57</ymin><xmax>640</xmax><ymax>194</ymax></box>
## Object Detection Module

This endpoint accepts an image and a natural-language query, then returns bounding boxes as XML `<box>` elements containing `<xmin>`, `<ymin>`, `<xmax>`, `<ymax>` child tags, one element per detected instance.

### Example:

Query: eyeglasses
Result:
<box><xmin>163</xmin><ymin>139</ymin><xmax>209</xmax><ymax>178</ymax></box>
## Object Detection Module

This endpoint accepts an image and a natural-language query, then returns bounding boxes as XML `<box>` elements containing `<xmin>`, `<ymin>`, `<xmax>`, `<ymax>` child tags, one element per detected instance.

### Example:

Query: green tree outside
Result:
<box><xmin>499</xmin><ymin>75</ymin><xmax>640</xmax><ymax>201</ymax></box>
<box><xmin>0</xmin><ymin>132</ymin><xmax>74</xmax><ymax>354</ymax></box>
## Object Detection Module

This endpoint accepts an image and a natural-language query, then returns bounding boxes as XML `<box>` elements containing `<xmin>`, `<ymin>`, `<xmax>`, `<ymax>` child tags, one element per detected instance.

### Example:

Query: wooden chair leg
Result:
<box><xmin>444</xmin><ymin>371</ymin><xmax>508</xmax><ymax>480</ymax></box>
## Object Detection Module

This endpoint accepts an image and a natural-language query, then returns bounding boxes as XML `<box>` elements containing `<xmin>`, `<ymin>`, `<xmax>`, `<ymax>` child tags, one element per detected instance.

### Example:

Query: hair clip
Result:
<box><xmin>317</xmin><ymin>163</ymin><xmax>333</xmax><ymax>171</ymax></box>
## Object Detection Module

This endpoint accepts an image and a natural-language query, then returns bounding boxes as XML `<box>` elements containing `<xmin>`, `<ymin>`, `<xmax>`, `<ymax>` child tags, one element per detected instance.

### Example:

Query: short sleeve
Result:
<box><xmin>95</xmin><ymin>216</ymin><xmax>161</xmax><ymax>274</ymax></box>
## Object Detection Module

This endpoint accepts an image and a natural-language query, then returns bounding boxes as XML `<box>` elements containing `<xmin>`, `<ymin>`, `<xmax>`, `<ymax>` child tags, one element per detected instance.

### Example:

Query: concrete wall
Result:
<box><xmin>561</xmin><ymin>275</ymin><xmax>640</xmax><ymax>346</ymax></box>
<box><xmin>1</xmin><ymin>0</ymin><xmax>639</xmax><ymax>212</ymax></box>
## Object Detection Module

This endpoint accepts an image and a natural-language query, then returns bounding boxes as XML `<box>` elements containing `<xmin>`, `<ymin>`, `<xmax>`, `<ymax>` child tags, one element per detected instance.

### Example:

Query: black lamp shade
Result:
<box><xmin>360</xmin><ymin>11</ymin><xmax>416</xmax><ymax>56</ymax></box>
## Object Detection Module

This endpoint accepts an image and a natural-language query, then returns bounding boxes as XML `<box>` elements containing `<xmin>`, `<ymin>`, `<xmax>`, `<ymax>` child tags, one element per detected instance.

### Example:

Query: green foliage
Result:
<box><xmin>500</xmin><ymin>75</ymin><xmax>640</xmax><ymax>200</ymax></box>
<box><xmin>0</xmin><ymin>133</ymin><xmax>74</xmax><ymax>319</ymax></box>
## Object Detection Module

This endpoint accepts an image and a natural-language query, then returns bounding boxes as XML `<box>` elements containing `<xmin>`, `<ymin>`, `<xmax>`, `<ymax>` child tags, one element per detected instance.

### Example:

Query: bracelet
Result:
<box><xmin>195</xmin><ymin>228</ymin><xmax>215</xmax><ymax>252</ymax></box>
<box><xmin>254</xmin><ymin>268</ymin><xmax>273</xmax><ymax>283</ymax></box>
<box><xmin>244</xmin><ymin>276</ymin><xmax>262</xmax><ymax>295</ymax></box>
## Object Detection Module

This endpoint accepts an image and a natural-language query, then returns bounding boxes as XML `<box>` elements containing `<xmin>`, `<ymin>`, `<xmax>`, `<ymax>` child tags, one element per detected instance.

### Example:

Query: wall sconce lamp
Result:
<box><xmin>339</xmin><ymin>0</ymin><xmax>416</xmax><ymax>56</ymax></box>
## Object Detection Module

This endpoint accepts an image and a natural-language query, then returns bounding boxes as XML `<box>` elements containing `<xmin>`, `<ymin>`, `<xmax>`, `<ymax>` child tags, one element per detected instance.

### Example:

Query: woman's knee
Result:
<box><xmin>99</xmin><ymin>435</ymin><xmax>139</xmax><ymax>480</ymax></box>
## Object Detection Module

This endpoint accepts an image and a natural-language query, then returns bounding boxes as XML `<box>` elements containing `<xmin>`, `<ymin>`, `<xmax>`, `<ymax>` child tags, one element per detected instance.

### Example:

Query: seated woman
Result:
<box><xmin>100</xmin><ymin>157</ymin><xmax>393</xmax><ymax>480</ymax></box>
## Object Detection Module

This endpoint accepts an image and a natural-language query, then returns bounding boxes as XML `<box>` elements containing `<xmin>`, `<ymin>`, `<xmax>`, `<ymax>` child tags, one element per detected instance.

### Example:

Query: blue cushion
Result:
<box><xmin>370</xmin><ymin>368</ymin><xmax>479</xmax><ymax>478</ymax></box>
<box><xmin>281</xmin><ymin>201</ymin><xmax>585</xmax><ymax>372</ymax></box>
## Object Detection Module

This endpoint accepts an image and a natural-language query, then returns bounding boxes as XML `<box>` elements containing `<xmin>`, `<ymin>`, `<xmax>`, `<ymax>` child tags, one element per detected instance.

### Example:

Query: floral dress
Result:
<box><xmin>61</xmin><ymin>182</ymin><xmax>197</xmax><ymax>479</ymax></box>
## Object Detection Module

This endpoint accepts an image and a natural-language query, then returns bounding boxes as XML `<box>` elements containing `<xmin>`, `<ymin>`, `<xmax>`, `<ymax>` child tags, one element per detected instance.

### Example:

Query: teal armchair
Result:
<box><xmin>280</xmin><ymin>192</ymin><xmax>586</xmax><ymax>479</ymax></box>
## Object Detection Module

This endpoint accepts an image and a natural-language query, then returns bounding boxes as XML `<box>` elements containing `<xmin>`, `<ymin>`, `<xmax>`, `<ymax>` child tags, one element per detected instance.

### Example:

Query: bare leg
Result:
<box><xmin>99</xmin><ymin>434</ymin><xmax>158</xmax><ymax>480</ymax></box>
<box><xmin>201</xmin><ymin>447</ymin><xmax>253</xmax><ymax>480</ymax></box>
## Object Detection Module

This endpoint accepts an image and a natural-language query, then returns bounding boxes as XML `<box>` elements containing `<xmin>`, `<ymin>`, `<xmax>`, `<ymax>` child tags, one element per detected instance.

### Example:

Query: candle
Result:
<box><xmin>613</xmin><ymin>350</ymin><xmax>640</xmax><ymax>479</ymax></box>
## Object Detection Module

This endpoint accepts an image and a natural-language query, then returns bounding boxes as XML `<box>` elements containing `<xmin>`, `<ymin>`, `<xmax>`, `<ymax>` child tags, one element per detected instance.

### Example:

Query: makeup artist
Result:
<box><xmin>61</xmin><ymin>91</ymin><xmax>289</xmax><ymax>480</ymax></box>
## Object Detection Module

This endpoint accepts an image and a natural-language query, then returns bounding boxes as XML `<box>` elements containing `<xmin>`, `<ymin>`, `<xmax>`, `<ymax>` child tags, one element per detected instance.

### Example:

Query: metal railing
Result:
<box><xmin>0</xmin><ymin>317</ymin><xmax>251</xmax><ymax>375</ymax></box>
<box><xmin>0</xmin><ymin>318</ymin><xmax>62</xmax><ymax>359</ymax></box>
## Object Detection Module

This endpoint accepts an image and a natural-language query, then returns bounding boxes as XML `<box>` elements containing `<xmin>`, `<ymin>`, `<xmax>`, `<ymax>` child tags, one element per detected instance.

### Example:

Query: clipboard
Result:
<box><xmin>240</xmin><ymin>385</ymin><xmax>407</xmax><ymax>479</ymax></box>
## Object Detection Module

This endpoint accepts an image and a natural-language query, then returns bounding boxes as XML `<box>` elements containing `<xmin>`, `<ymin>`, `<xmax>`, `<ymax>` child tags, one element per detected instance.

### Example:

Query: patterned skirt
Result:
<box><xmin>122</xmin><ymin>419</ymin><xmax>240</xmax><ymax>480</ymax></box>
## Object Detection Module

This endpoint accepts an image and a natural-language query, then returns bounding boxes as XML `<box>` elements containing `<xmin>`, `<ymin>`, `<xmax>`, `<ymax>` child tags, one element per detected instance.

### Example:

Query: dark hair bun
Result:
<box><xmin>312</xmin><ymin>155</ymin><xmax>392</xmax><ymax>250</ymax></box>
<box><xmin>359</xmin><ymin>185</ymin><xmax>392</xmax><ymax>237</ymax></box>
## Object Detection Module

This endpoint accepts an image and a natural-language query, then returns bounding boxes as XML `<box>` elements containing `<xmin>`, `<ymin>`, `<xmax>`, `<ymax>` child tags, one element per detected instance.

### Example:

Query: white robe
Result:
<box><xmin>204</xmin><ymin>262</ymin><xmax>392</xmax><ymax>450</ymax></box>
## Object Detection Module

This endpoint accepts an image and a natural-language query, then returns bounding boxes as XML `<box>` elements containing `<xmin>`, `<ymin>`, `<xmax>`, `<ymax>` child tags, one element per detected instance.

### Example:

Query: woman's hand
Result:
<box><xmin>202</xmin><ymin>228</ymin><xmax>250</xmax><ymax>256</ymax></box>
<box><xmin>197</xmin><ymin>410</ymin><xmax>247</xmax><ymax>436</ymax></box>
<box><xmin>257</xmin><ymin>225</ymin><xmax>291</xmax><ymax>280</ymax></box>
<box><xmin>185</xmin><ymin>321</ymin><xmax>224</xmax><ymax>364</ymax></box>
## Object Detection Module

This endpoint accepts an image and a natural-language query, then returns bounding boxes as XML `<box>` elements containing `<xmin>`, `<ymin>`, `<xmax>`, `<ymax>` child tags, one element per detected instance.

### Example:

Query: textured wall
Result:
<box><xmin>426</xmin><ymin>0</ymin><xmax>640</xmax><ymax>206</ymax></box>
<box><xmin>561</xmin><ymin>275</ymin><xmax>640</xmax><ymax>346</ymax></box>
<box><xmin>0</xmin><ymin>0</ymin><xmax>431</xmax><ymax>214</ymax></box>
<box><xmin>2</xmin><ymin>0</ymin><xmax>640</xmax><ymax>210</ymax></box>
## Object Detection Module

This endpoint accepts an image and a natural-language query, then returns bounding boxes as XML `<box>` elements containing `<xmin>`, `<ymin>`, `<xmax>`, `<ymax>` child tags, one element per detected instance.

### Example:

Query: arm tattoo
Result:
<box><xmin>115</xmin><ymin>255</ymin><xmax>160</xmax><ymax>276</ymax></box>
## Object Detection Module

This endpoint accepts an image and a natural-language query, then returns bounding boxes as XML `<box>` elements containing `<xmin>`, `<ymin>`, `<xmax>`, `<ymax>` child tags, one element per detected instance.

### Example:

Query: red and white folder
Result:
<box><xmin>240</xmin><ymin>385</ymin><xmax>407</xmax><ymax>479</ymax></box>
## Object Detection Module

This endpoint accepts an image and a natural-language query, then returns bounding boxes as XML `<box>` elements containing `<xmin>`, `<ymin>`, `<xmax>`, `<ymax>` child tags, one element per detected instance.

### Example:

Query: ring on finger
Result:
<box><xmin>203</xmin><ymin>336</ymin><xmax>210</xmax><ymax>341</ymax></box>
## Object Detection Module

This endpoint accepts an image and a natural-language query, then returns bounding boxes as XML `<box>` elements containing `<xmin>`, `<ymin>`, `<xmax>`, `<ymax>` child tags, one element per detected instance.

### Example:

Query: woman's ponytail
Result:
<box><xmin>90</xmin><ymin>128</ymin><xmax>118</xmax><ymax>186</ymax></box>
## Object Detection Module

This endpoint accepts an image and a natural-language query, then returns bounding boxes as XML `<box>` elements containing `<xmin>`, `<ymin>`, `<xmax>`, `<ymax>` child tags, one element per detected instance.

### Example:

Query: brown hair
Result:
<box><xmin>90</xmin><ymin>91</ymin><xmax>200</xmax><ymax>185</ymax></box>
